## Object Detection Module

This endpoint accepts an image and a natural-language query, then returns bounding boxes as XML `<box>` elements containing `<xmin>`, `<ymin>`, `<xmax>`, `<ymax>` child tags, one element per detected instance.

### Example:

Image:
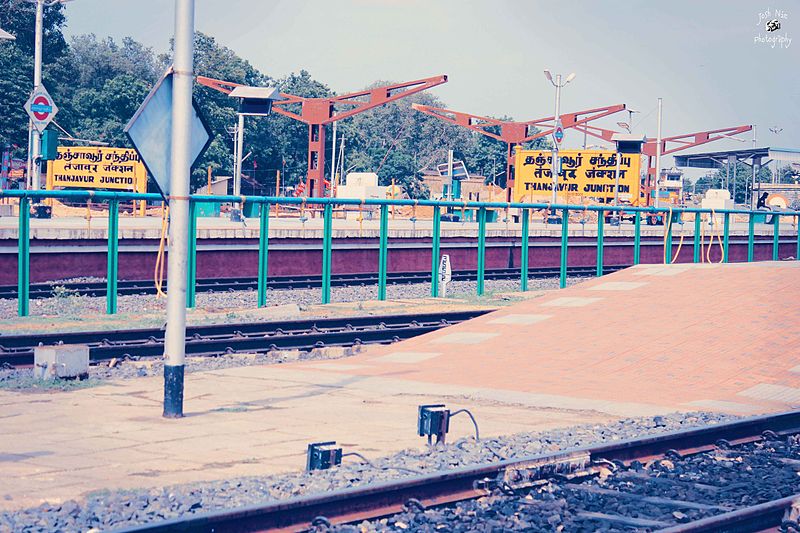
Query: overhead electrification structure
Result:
<box><xmin>571</xmin><ymin>123</ymin><xmax>753</xmax><ymax>204</ymax></box>
<box><xmin>198</xmin><ymin>74</ymin><xmax>448</xmax><ymax>198</ymax></box>
<box><xmin>411</xmin><ymin>103</ymin><xmax>627</xmax><ymax>200</ymax></box>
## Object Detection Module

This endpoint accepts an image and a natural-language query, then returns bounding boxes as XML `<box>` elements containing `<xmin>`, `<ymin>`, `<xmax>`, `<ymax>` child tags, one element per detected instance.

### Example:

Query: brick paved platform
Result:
<box><xmin>2</xmin><ymin>261</ymin><xmax>798</xmax><ymax>510</ymax></box>
<box><xmin>302</xmin><ymin>261</ymin><xmax>800</xmax><ymax>415</ymax></box>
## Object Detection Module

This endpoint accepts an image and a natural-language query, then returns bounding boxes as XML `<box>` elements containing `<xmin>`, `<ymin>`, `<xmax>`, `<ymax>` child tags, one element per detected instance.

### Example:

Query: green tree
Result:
<box><xmin>694</xmin><ymin>161</ymin><xmax>773</xmax><ymax>204</ymax></box>
<box><xmin>0</xmin><ymin>0</ymin><xmax>67</xmax><ymax>156</ymax></box>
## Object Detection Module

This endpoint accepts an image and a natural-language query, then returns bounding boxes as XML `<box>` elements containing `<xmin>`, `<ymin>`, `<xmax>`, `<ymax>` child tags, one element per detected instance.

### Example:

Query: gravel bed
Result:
<box><xmin>344</xmin><ymin>433</ymin><xmax>800</xmax><ymax>532</ymax></box>
<box><xmin>0</xmin><ymin>412</ymin><xmax>738</xmax><ymax>532</ymax></box>
<box><xmin>0</xmin><ymin>277</ymin><xmax>588</xmax><ymax>319</ymax></box>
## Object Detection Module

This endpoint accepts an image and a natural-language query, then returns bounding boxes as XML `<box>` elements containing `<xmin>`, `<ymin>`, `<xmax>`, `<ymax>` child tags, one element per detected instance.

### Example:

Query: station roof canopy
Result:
<box><xmin>0</xmin><ymin>28</ymin><xmax>15</xmax><ymax>40</ymax></box>
<box><xmin>675</xmin><ymin>147</ymin><xmax>800</xmax><ymax>169</ymax></box>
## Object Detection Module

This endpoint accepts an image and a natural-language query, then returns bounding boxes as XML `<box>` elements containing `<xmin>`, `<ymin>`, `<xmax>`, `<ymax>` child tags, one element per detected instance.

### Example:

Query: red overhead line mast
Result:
<box><xmin>571</xmin><ymin>123</ymin><xmax>753</xmax><ymax>204</ymax></box>
<box><xmin>197</xmin><ymin>74</ymin><xmax>448</xmax><ymax>198</ymax></box>
<box><xmin>411</xmin><ymin>103</ymin><xmax>627</xmax><ymax>200</ymax></box>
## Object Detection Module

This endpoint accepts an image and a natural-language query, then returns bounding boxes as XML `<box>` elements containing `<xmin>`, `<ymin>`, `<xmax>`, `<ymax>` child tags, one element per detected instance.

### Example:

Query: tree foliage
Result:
<box><xmin>693</xmin><ymin>161</ymin><xmax>774</xmax><ymax>204</ymax></box>
<box><xmin>0</xmin><ymin>9</ymin><xmax>559</xmax><ymax>197</ymax></box>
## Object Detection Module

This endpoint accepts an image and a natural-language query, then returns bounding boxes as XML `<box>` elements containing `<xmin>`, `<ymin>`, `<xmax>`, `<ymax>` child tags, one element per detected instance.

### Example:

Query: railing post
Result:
<box><xmin>747</xmin><ymin>212</ymin><xmax>755</xmax><ymax>262</ymax></box>
<box><xmin>596</xmin><ymin>209</ymin><xmax>604</xmax><ymax>277</ymax></box>
<box><xmin>796</xmin><ymin>215</ymin><xmax>800</xmax><ymax>262</ymax></box>
<box><xmin>186</xmin><ymin>198</ymin><xmax>197</xmax><ymax>308</ymax></box>
<box><xmin>633</xmin><ymin>210</ymin><xmax>641</xmax><ymax>265</ymax></box>
<box><xmin>106</xmin><ymin>199</ymin><xmax>119</xmax><ymax>314</ymax></box>
<box><xmin>664</xmin><ymin>211</ymin><xmax>672</xmax><ymax>264</ymax></box>
<box><xmin>520</xmin><ymin>208</ymin><xmax>529</xmax><ymax>292</ymax></box>
<box><xmin>559</xmin><ymin>208</ymin><xmax>568</xmax><ymax>289</ymax></box>
<box><xmin>17</xmin><ymin>197</ymin><xmax>30</xmax><ymax>317</ymax></box>
<box><xmin>693</xmin><ymin>212</ymin><xmax>702</xmax><ymax>263</ymax></box>
<box><xmin>477</xmin><ymin>206</ymin><xmax>486</xmax><ymax>296</ymax></box>
<box><xmin>722</xmin><ymin>212</ymin><xmax>730</xmax><ymax>263</ymax></box>
<box><xmin>430</xmin><ymin>205</ymin><xmax>441</xmax><ymax>297</ymax></box>
<box><xmin>257</xmin><ymin>201</ymin><xmax>270</xmax><ymax>307</ymax></box>
<box><xmin>378</xmin><ymin>203</ymin><xmax>389</xmax><ymax>300</ymax></box>
<box><xmin>321</xmin><ymin>203</ymin><xmax>333</xmax><ymax>304</ymax></box>
<box><xmin>773</xmin><ymin>214</ymin><xmax>780</xmax><ymax>261</ymax></box>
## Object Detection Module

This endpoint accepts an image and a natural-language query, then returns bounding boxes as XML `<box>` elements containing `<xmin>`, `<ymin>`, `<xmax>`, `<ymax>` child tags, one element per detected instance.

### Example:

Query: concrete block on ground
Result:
<box><xmin>34</xmin><ymin>344</ymin><xmax>89</xmax><ymax>380</ymax></box>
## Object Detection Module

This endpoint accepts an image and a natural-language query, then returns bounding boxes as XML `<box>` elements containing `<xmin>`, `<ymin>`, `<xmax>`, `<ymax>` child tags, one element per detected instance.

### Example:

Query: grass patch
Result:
<box><xmin>0</xmin><ymin>375</ymin><xmax>104</xmax><ymax>392</ymax></box>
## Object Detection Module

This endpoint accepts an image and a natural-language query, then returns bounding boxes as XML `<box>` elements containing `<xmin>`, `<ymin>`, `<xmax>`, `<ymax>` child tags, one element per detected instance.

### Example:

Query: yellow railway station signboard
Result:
<box><xmin>46</xmin><ymin>147</ymin><xmax>147</xmax><ymax>193</ymax></box>
<box><xmin>514</xmin><ymin>149</ymin><xmax>642</xmax><ymax>203</ymax></box>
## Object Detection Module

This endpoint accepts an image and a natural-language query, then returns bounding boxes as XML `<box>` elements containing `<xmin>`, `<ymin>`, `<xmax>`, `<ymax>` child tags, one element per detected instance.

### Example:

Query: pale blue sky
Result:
<box><xmin>61</xmin><ymin>0</ymin><xmax>799</xmax><ymax>173</ymax></box>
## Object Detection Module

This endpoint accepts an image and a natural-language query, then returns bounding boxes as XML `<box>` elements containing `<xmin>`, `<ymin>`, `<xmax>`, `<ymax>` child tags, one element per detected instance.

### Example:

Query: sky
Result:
<box><xmin>61</xmin><ymin>0</ymin><xmax>799</xmax><ymax>178</ymax></box>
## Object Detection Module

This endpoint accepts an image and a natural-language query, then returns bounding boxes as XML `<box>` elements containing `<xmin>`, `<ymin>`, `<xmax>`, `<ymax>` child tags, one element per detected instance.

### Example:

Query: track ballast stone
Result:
<box><xmin>0</xmin><ymin>276</ymin><xmax>586</xmax><ymax>318</ymax></box>
<box><xmin>0</xmin><ymin>412</ymin><xmax>737</xmax><ymax>532</ymax></box>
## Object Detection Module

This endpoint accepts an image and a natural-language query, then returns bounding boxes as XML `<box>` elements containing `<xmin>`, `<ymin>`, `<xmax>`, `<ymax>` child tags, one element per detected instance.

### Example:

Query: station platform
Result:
<box><xmin>1</xmin><ymin>261</ymin><xmax>799</xmax><ymax>510</ymax></box>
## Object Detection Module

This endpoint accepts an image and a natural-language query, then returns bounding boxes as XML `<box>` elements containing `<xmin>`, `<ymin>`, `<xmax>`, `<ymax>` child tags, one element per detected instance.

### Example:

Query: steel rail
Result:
<box><xmin>657</xmin><ymin>493</ymin><xmax>800</xmax><ymax>532</ymax></box>
<box><xmin>0</xmin><ymin>310</ymin><xmax>488</xmax><ymax>368</ymax></box>
<box><xmin>112</xmin><ymin>410</ymin><xmax>800</xmax><ymax>533</ymax></box>
<box><xmin>0</xmin><ymin>266</ymin><xmax>621</xmax><ymax>300</ymax></box>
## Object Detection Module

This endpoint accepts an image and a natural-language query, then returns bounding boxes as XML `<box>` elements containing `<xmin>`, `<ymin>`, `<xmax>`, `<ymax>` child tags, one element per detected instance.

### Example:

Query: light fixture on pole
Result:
<box><xmin>226</xmin><ymin>85</ymin><xmax>284</xmax><ymax>221</ymax></box>
<box><xmin>610</xmin><ymin>133</ymin><xmax>646</xmax><ymax>226</ymax></box>
<box><xmin>543</xmin><ymin>69</ymin><xmax>576</xmax><ymax>223</ymax></box>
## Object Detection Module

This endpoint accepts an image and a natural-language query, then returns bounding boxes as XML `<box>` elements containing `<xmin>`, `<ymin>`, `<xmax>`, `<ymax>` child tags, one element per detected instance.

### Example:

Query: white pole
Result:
<box><xmin>614</xmin><ymin>151</ymin><xmax>621</xmax><ymax>207</ymax></box>
<box><xmin>163</xmin><ymin>0</ymin><xmax>195</xmax><ymax>419</ymax></box>
<box><xmin>751</xmin><ymin>125</ymin><xmax>757</xmax><ymax>209</ymax></box>
<box><xmin>233</xmin><ymin>112</ymin><xmax>244</xmax><ymax>196</ymax></box>
<box><xmin>447</xmin><ymin>149</ymin><xmax>454</xmax><ymax>200</ymax></box>
<box><xmin>551</xmin><ymin>74</ymin><xmax>561</xmax><ymax>207</ymax></box>
<box><xmin>330</xmin><ymin>120</ymin><xmax>337</xmax><ymax>197</ymax></box>
<box><xmin>29</xmin><ymin>0</ymin><xmax>44</xmax><ymax>191</ymax></box>
<box><xmin>654</xmin><ymin>97</ymin><xmax>663</xmax><ymax>209</ymax></box>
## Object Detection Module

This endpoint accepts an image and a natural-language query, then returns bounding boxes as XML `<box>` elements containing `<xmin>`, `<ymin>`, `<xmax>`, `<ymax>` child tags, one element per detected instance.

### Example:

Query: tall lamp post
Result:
<box><xmin>24</xmin><ymin>0</ymin><xmax>73</xmax><ymax>192</ymax></box>
<box><xmin>543</xmin><ymin>69</ymin><xmax>575</xmax><ymax>222</ymax></box>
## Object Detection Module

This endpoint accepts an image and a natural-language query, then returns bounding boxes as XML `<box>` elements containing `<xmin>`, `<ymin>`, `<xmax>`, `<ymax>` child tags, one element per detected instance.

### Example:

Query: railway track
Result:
<box><xmin>0</xmin><ymin>265</ymin><xmax>625</xmax><ymax>300</ymax></box>
<box><xmin>0</xmin><ymin>310</ymin><xmax>488</xmax><ymax>368</ymax></box>
<box><xmin>114</xmin><ymin>410</ymin><xmax>800</xmax><ymax>533</ymax></box>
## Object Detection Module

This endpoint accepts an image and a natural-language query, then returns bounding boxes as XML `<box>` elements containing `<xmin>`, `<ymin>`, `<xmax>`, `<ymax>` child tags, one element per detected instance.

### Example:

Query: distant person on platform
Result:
<box><xmin>757</xmin><ymin>192</ymin><xmax>769</xmax><ymax>210</ymax></box>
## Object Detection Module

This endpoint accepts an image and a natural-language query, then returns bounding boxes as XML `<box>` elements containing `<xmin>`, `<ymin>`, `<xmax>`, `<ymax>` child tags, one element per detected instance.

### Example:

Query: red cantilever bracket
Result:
<box><xmin>571</xmin><ymin>122</ymin><xmax>753</xmax><ymax>206</ymax></box>
<box><xmin>412</xmin><ymin>103</ymin><xmax>627</xmax><ymax>197</ymax></box>
<box><xmin>198</xmin><ymin>74</ymin><xmax>448</xmax><ymax>198</ymax></box>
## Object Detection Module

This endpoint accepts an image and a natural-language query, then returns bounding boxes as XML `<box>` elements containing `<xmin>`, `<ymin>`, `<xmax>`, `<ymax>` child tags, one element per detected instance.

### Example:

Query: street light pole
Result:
<box><xmin>24</xmin><ymin>0</ymin><xmax>72</xmax><ymax>191</ymax></box>
<box><xmin>551</xmin><ymin>74</ymin><xmax>561</xmax><ymax>207</ymax></box>
<box><xmin>163</xmin><ymin>0</ymin><xmax>195</xmax><ymax>419</ymax></box>
<box><xmin>654</xmin><ymin>97</ymin><xmax>663</xmax><ymax>209</ymax></box>
<box><xmin>543</xmin><ymin>70</ymin><xmax>575</xmax><ymax>221</ymax></box>
<box><xmin>28</xmin><ymin>0</ymin><xmax>44</xmax><ymax>191</ymax></box>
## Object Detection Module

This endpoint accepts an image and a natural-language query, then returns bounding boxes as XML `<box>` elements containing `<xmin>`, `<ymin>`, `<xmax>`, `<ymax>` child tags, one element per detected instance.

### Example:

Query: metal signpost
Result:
<box><xmin>24</xmin><ymin>85</ymin><xmax>58</xmax><ymax>191</ymax></box>
<box><xmin>124</xmin><ymin>70</ymin><xmax>212</xmax><ymax>198</ymax></box>
<box><xmin>439</xmin><ymin>254</ymin><xmax>451</xmax><ymax>297</ymax></box>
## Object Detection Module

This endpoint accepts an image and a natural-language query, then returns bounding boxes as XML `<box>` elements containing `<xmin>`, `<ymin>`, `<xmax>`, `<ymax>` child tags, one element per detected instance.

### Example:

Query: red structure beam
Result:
<box><xmin>198</xmin><ymin>74</ymin><xmax>448</xmax><ymax>198</ymax></box>
<box><xmin>571</xmin><ymin>122</ymin><xmax>753</xmax><ymax>204</ymax></box>
<box><xmin>411</xmin><ymin>103</ymin><xmax>626</xmax><ymax>198</ymax></box>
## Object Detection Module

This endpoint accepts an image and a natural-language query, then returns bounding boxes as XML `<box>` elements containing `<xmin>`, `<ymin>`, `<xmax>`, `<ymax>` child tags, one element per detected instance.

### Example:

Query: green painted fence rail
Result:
<box><xmin>2</xmin><ymin>189</ymin><xmax>799</xmax><ymax>318</ymax></box>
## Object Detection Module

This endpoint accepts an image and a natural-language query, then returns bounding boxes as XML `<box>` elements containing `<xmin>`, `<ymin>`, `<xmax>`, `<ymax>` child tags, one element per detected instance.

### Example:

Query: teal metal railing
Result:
<box><xmin>2</xmin><ymin>189</ymin><xmax>799</xmax><ymax>318</ymax></box>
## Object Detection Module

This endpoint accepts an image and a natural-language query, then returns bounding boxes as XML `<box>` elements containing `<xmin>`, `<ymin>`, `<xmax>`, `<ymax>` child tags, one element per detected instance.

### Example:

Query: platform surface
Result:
<box><xmin>306</xmin><ymin>261</ymin><xmax>800</xmax><ymax>415</ymax></box>
<box><xmin>2</xmin><ymin>261</ymin><xmax>799</xmax><ymax>510</ymax></box>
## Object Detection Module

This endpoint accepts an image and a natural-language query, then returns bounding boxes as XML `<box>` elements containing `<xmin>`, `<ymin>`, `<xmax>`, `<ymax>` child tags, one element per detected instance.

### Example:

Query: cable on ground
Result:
<box><xmin>662</xmin><ymin>205</ymin><xmax>685</xmax><ymax>264</ymax></box>
<box><xmin>154</xmin><ymin>203</ymin><xmax>169</xmax><ymax>298</ymax></box>
<box><xmin>450</xmin><ymin>408</ymin><xmax>480</xmax><ymax>441</ymax></box>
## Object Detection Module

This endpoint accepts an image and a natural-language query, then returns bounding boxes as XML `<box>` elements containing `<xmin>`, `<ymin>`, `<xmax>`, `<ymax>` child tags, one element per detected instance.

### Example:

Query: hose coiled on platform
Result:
<box><xmin>154</xmin><ymin>203</ymin><xmax>169</xmax><ymax>298</ymax></box>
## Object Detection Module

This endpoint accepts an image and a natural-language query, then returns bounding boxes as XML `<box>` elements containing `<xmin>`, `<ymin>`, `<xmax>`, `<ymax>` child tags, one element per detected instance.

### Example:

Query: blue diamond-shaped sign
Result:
<box><xmin>124</xmin><ymin>67</ymin><xmax>212</xmax><ymax>197</ymax></box>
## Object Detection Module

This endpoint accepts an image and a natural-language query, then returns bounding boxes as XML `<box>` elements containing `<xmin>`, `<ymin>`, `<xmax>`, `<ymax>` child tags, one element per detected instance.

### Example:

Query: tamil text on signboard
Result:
<box><xmin>513</xmin><ymin>149</ymin><xmax>642</xmax><ymax>203</ymax></box>
<box><xmin>46</xmin><ymin>147</ymin><xmax>147</xmax><ymax>192</ymax></box>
